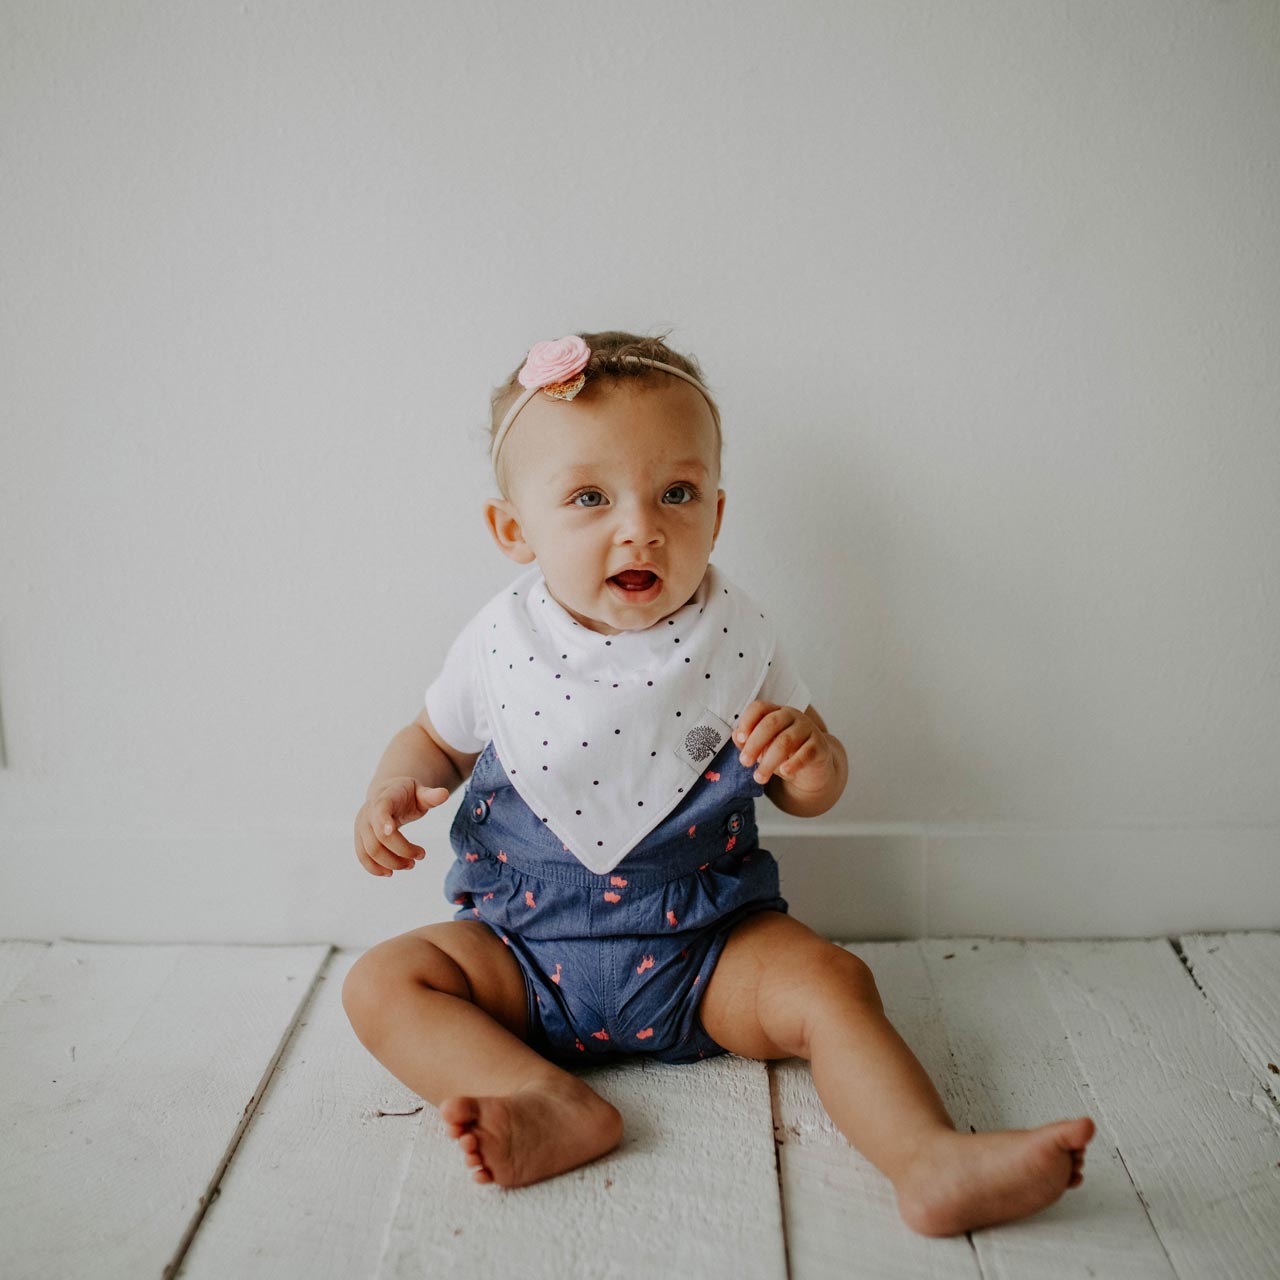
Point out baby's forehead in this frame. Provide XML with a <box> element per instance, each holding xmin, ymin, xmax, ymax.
<box><xmin>546</xmin><ymin>446</ymin><xmax>714</xmax><ymax>481</ymax></box>
<box><xmin>502</xmin><ymin>380</ymin><xmax>720</xmax><ymax>484</ymax></box>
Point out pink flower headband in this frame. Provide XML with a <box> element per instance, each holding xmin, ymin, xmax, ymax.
<box><xmin>490</xmin><ymin>335</ymin><xmax>718</xmax><ymax>466</ymax></box>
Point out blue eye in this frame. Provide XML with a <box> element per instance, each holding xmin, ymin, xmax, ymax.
<box><xmin>572</xmin><ymin>490</ymin><xmax>606</xmax><ymax>508</ymax></box>
<box><xmin>664</xmin><ymin>485</ymin><xmax>697</xmax><ymax>504</ymax></box>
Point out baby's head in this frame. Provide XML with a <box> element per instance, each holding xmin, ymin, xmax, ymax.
<box><xmin>484</xmin><ymin>331</ymin><xmax>726</xmax><ymax>637</ymax></box>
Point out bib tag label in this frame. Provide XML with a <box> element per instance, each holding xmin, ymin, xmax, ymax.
<box><xmin>672</xmin><ymin>708</ymin><xmax>732</xmax><ymax>774</ymax></box>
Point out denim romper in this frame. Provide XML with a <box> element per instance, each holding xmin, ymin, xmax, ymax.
<box><xmin>443</xmin><ymin>736</ymin><xmax>790</xmax><ymax>1067</ymax></box>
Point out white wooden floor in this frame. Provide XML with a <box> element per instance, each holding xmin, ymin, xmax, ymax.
<box><xmin>2</xmin><ymin>935</ymin><xmax>1278</xmax><ymax>1279</ymax></box>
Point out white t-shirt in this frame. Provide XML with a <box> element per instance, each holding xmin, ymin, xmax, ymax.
<box><xmin>425</xmin><ymin>564</ymin><xmax>811</xmax><ymax>874</ymax></box>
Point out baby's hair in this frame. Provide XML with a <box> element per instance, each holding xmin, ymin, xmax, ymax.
<box><xmin>489</xmin><ymin>330</ymin><xmax>722</xmax><ymax>497</ymax></box>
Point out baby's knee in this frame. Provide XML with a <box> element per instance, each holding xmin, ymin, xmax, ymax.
<box><xmin>342</xmin><ymin>939</ymin><xmax>418</xmax><ymax>1039</ymax></box>
<box><xmin>819</xmin><ymin>945</ymin><xmax>882</xmax><ymax>1011</ymax></box>
<box><xmin>341</xmin><ymin>947</ymin><xmax>390</xmax><ymax>1041</ymax></box>
<box><xmin>342</xmin><ymin>935</ymin><xmax>470</xmax><ymax>1040</ymax></box>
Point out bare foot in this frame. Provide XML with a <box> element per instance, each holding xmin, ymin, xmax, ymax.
<box><xmin>895</xmin><ymin>1117</ymin><xmax>1096</xmax><ymax>1237</ymax></box>
<box><xmin>439</xmin><ymin>1075</ymin><xmax>624</xmax><ymax>1188</ymax></box>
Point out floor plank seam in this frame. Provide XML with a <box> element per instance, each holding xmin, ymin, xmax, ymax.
<box><xmin>766</xmin><ymin>1064</ymin><xmax>794</xmax><ymax>1280</ymax></box>
<box><xmin>1021</xmin><ymin>944</ymin><xmax>1175</xmax><ymax>1261</ymax></box>
<box><xmin>963</xmin><ymin>1229</ymin><xmax>984</xmax><ymax>1277</ymax></box>
<box><xmin>963</xmin><ymin>1111</ymin><xmax>996</xmax><ymax>1274</ymax></box>
<box><xmin>164</xmin><ymin>944</ymin><xmax>336</xmax><ymax>1280</ymax></box>
<box><xmin>1114</xmin><ymin>1145</ymin><xmax>1181</xmax><ymax>1279</ymax></box>
<box><xmin>1167</xmin><ymin>937</ymin><xmax>1208</xmax><ymax>998</ymax></box>
<box><xmin>1170</xmin><ymin>936</ymin><xmax>1280</xmax><ymax>1124</ymax></box>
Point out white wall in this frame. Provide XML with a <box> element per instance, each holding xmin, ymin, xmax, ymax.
<box><xmin>3</xmin><ymin>1</ymin><xmax>1278</xmax><ymax>944</ymax></box>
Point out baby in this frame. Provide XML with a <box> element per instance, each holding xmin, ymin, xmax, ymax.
<box><xmin>343</xmin><ymin>330</ymin><xmax>1095</xmax><ymax>1236</ymax></box>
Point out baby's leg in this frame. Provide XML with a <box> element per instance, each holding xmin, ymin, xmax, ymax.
<box><xmin>342</xmin><ymin>921</ymin><xmax>622</xmax><ymax>1187</ymax></box>
<box><xmin>697</xmin><ymin>912</ymin><xmax>1095</xmax><ymax>1236</ymax></box>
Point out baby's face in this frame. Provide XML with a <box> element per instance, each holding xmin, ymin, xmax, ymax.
<box><xmin>486</xmin><ymin>378</ymin><xmax>725</xmax><ymax>635</ymax></box>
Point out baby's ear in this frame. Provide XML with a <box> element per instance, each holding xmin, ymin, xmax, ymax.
<box><xmin>484</xmin><ymin>498</ymin><xmax>536</xmax><ymax>564</ymax></box>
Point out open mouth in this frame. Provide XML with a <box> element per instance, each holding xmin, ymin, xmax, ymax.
<box><xmin>609</xmin><ymin>569</ymin><xmax>660</xmax><ymax>593</ymax></box>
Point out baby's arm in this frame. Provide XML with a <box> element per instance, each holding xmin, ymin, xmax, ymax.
<box><xmin>353</xmin><ymin>709</ymin><xmax>480</xmax><ymax>877</ymax></box>
<box><xmin>733</xmin><ymin>702</ymin><xmax>848</xmax><ymax>818</ymax></box>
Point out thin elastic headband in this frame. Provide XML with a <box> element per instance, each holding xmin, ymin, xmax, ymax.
<box><xmin>490</xmin><ymin>337</ymin><xmax>718</xmax><ymax>467</ymax></box>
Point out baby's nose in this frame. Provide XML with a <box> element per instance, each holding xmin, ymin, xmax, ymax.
<box><xmin>614</xmin><ymin>502</ymin><xmax>664</xmax><ymax>545</ymax></box>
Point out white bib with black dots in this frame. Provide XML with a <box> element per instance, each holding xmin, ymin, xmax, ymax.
<box><xmin>473</xmin><ymin>563</ymin><xmax>777</xmax><ymax>876</ymax></box>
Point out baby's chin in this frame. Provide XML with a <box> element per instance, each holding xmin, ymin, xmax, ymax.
<box><xmin>602</xmin><ymin>584</ymin><xmax>705</xmax><ymax>634</ymax></box>
<box><xmin>558</xmin><ymin>588</ymin><xmax>669</xmax><ymax>636</ymax></box>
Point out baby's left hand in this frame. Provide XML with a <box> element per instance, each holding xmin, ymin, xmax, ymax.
<box><xmin>733</xmin><ymin>701</ymin><xmax>835</xmax><ymax>792</ymax></box>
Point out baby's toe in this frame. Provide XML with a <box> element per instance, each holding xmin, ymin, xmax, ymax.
<box><xmin>1062</xmin><ymin>1116</ymin><xmax>1095</xmax><ymax>1150</ymax></box>
<box><xmin>440</xmin><ymin>1095</ymin><xmax>481</xmax><ymax>1131</ymax></box>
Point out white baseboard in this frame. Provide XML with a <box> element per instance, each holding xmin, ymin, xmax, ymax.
<box><xmin>768</xmin><ymin>824</ymin><xmax>1280</xmax><ymax>940</ymax></box>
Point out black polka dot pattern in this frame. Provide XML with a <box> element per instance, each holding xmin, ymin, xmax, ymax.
<box><xmin>455</xmin><ymin>568</ymin><xmax>792</xmax><ymax>873</ymax></box>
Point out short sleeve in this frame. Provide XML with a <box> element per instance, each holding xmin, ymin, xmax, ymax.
<box><xmin>756</xmin><ymin>635</ymin><xmax>811</xmax><ymax>714</ymax></box>
<box><xmin>423</xmin><ymin>616</ymin><xmax>490</xmax><ymax>754</ymax></box>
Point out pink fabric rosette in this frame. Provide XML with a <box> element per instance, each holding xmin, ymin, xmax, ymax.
<box><xmin>517</xmin><ymin>335</ymin><xmax>591</xmax><ymax>399</ymax></box>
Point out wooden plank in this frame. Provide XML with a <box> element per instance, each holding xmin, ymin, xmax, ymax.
<box><xmin>1178</xmin><ymin>932</ymin><xmax>1280</xmax><ymax>1103</ymax></box>
<box><xmin>0</xmin><ymin>940</ymin><xmax>48</xmax><ymax>1004</ymax></box>
<box><xmin>377</xmin><ymin>1054</ymin><xmax>788</xmax><ymax>1279</ymax></box>
<box><xmin>180</xmin><ymin>951</ymin><xmax>430</xmax><ymax>1279</ymax></box>
<box><xmin>0</xmin><ymin>941</ymin><xmax>328</xmax><ymax>1280</ymax></box>
<box><xmin>776</xmin><ymin>941</ymin><xmax>981</xmax><ymax>1279</ymax></box>
<box><xmin>918</xmin><ymin>940</ymin><xmax>1175</xmax><ymax>1280</ymax></box>
<box><xmin>1033</xmin><ymin>939</ymin><xmax>1280</xmax><ymax>1279</ymax></box>
<box><xmin>191</xmin><ymin>950</ymin><xmax>787</xmax><ymax>1279</ymax></box>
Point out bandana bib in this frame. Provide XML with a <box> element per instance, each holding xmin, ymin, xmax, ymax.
<box><xmin>472</xmin><ymin>564</ymin><xmax>778</xmax><ymax>875</ymax></box>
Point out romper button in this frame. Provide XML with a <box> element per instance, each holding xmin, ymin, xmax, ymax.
<box><xmin>726</xmin><ymin>811</ymin><xmax>745</xmax><ymax>836</ymax></box>
<box><xmin>472</xmin><ymin>798</ymin><xmax>490</xmax><ymax>824</ymax></box>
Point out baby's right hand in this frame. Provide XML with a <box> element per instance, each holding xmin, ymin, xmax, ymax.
<box><xmin>354</xmin><ymin>779</ymin><xmax>451</xmax><ymax>877</ymax></box>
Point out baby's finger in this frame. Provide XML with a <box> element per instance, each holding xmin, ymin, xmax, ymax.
<box><xmin>732</xmin><ymin>701</ymin><xmax>778</xmax><ymax>751</ymax></box>
<box><xmin>773</xmin><ymin>733</ymin><xmax>822</xmax><ymax>779</ymax></box>
<box><xmin>371</xmin><ymin>810</ymin><xmax>422</xmax><ymax>863</ymax></box>
<box><xmin>360</xmin><ymin>829</ymin><xmax>403</xmax><ymax>873</ymax></box>
<box><xmin>737</xmin><ymin>706</ymin><xmax>796</xmax><ymax>769</ymax></box>
<box><xmin>355</xmin><ymin>837</ymin><xmax>392</xmax><ymax>877</ymax></box>
<box><xmin>381</xmin><ymin>822</ymin><xmax>426</xmax><ymax>864</ymax></box>
<box><xmin>416</xmin><ymin>784</ymin><xmax>451</xmax><ymax>812</ymax></box>
<box><xmin>375</xmin><ymin>800</ymin><xmax>405</xmax><ymax>838</ymax></box>
<box><xmin>756</xmin><ymin>731</ymin><xmax>817</xmax><ymax>784</ymax></box>
<box><xmin>357</xmin><ymin>850</ymin><xmax>392</xmax><ymax>877</ymax></box>
<box><xmin>362</xmin><ymin>825</ymin><xmax>415</xmax><ymax>873</ymax></box>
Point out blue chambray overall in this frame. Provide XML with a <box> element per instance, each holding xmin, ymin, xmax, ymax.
<box><xmin>443</xmin><ymin>735</ymin><xmax>789</xmax><ymax>1067</ymax></box>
